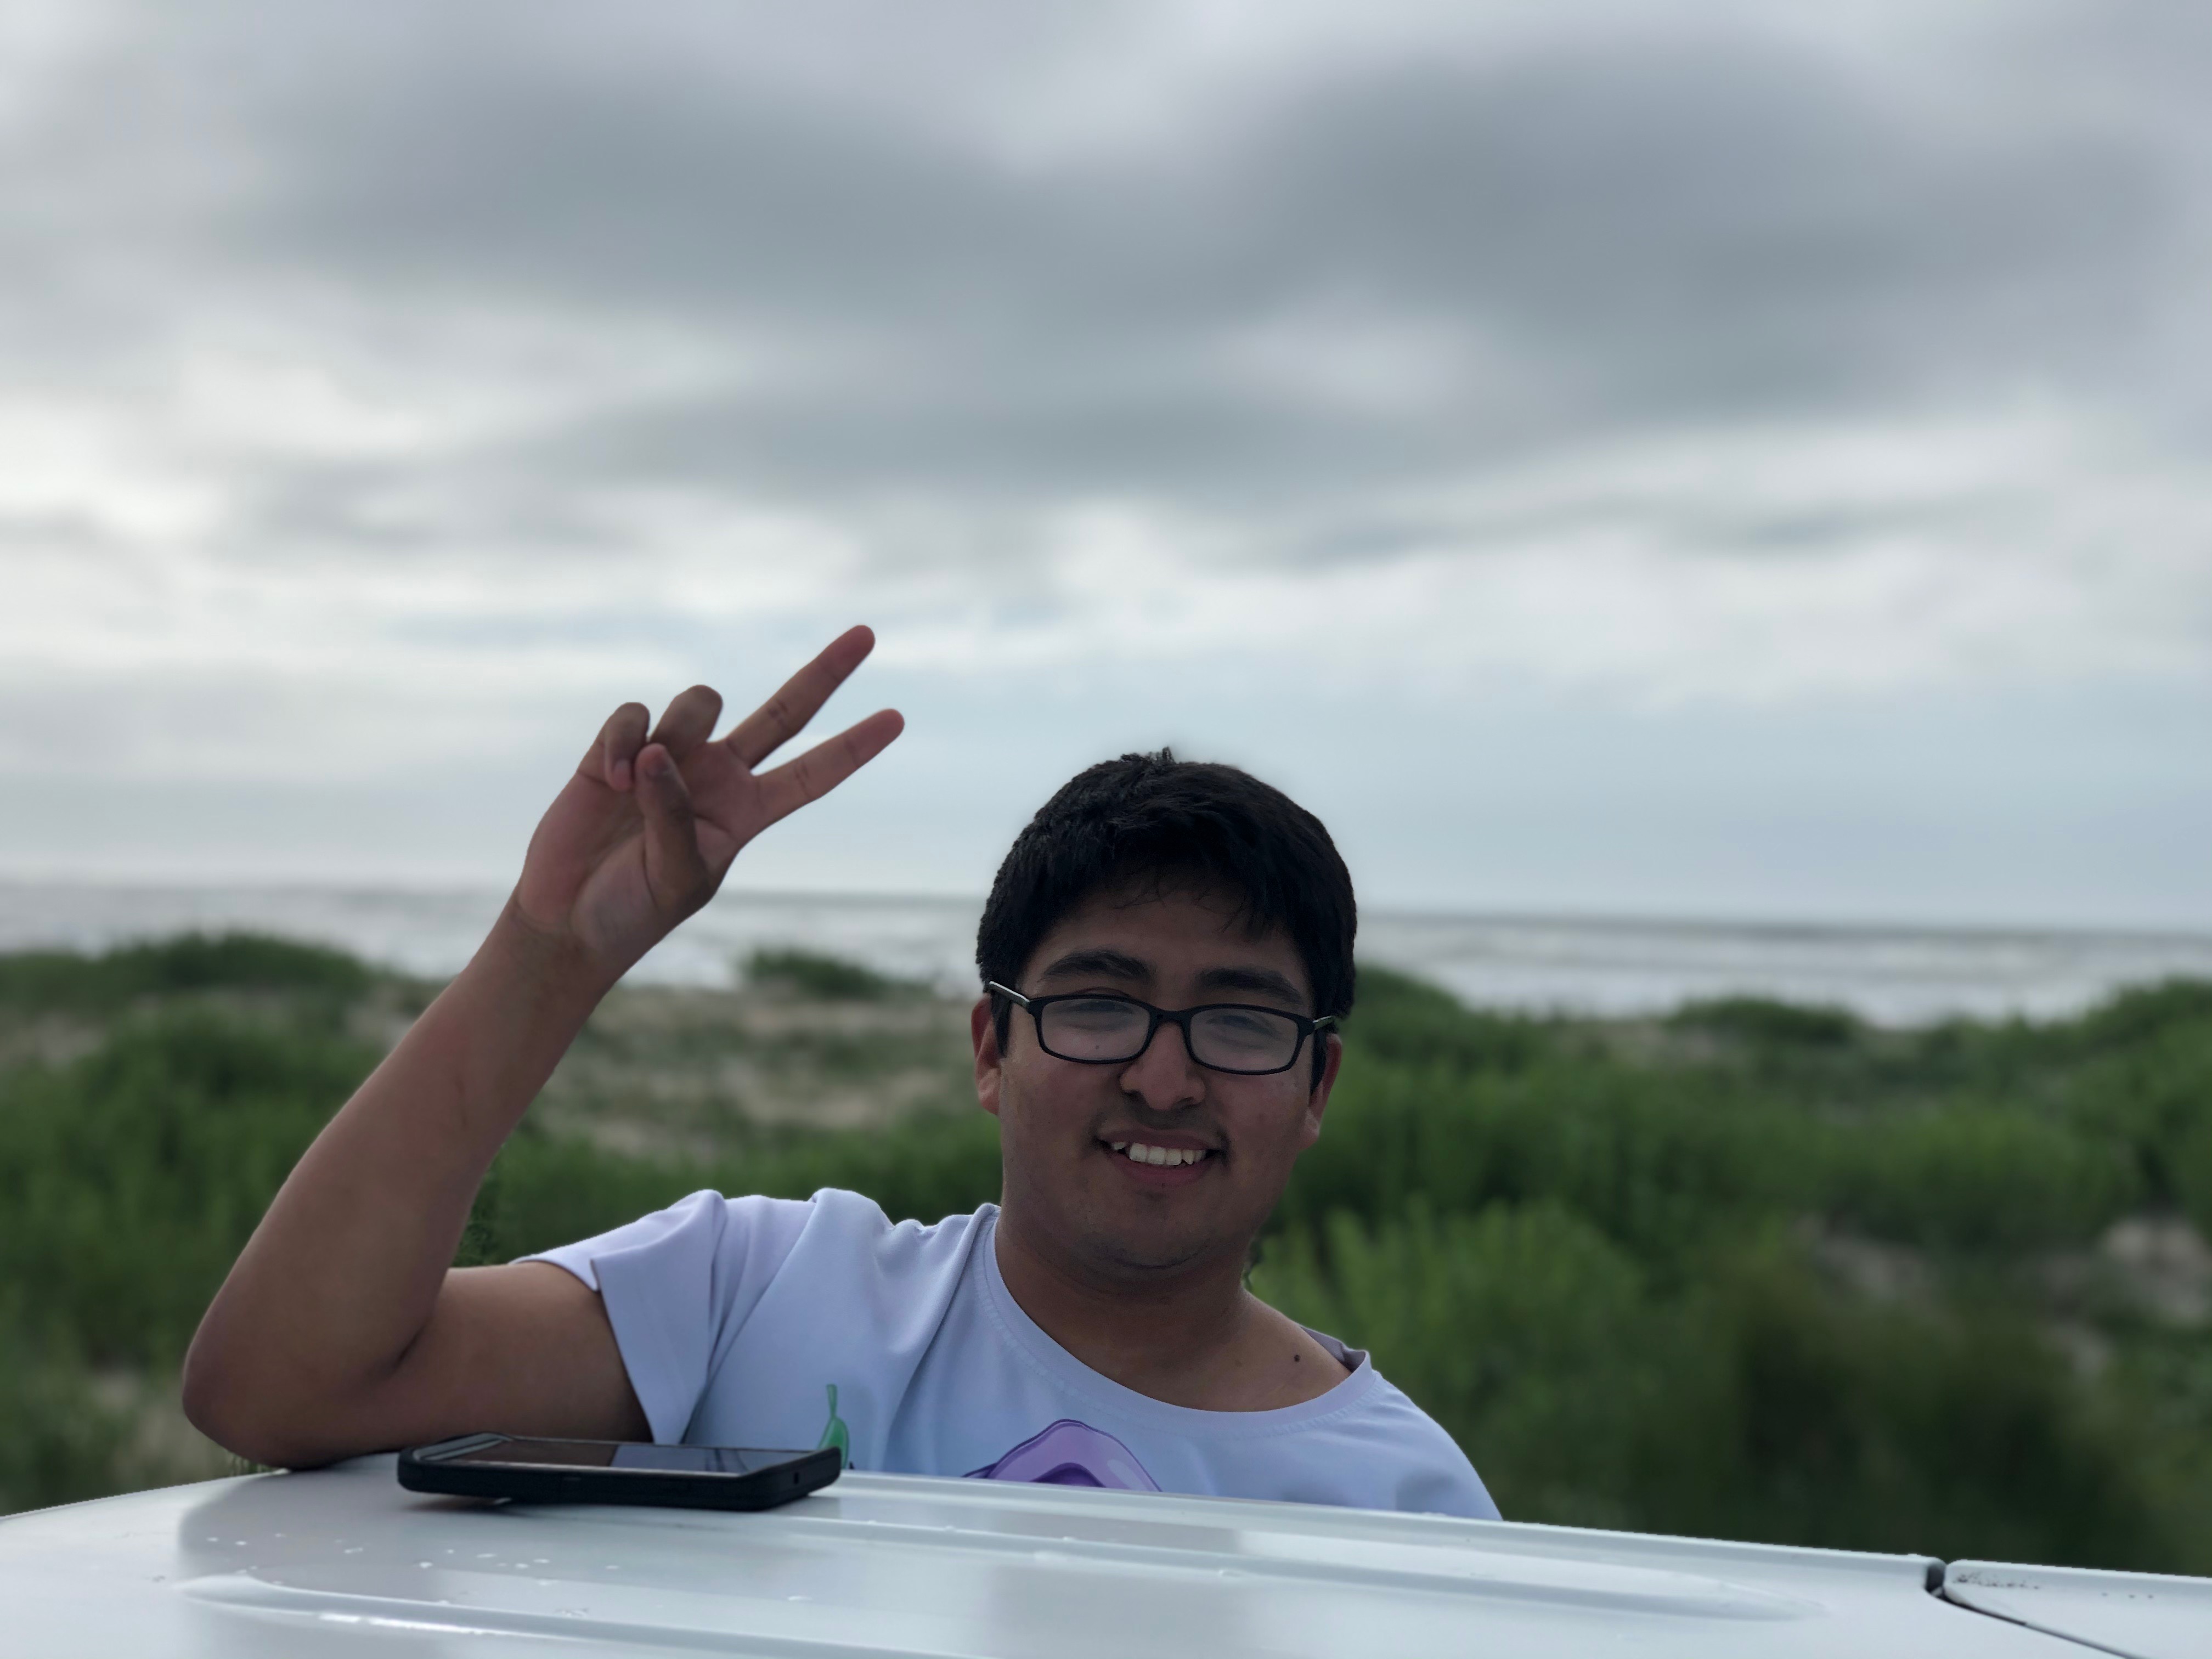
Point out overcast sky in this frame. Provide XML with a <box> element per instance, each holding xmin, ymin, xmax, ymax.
<box><xmin>3</xmin><ymin>0</ymin><xmax>2208</xmax><ymax>927</ymax></box>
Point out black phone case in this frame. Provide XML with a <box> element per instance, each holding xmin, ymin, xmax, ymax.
<box><xmin>398</xmin><ymin>1435</ymin><xmax>843</xmax><ymax>1511</ymax></box>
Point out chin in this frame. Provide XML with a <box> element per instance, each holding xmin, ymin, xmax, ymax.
<box><xmin>1080</xmin><ymin>1217</ymin><xmax>1231</xmax><ymax>1278</ymax></box>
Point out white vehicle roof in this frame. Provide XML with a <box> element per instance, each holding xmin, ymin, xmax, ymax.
<box><xmin>1</xmin><ymin>1453</ymin><xmax>2198</xmax><ymax>1657</ymax></box>
<box><xmin>1942</xmin><ymin>1559</ymin><xmax>2211</xmax><ymax>1659</ymax></box>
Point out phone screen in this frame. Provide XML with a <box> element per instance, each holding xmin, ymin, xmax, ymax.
<box><xmin>443</xmin><ymin>1438</ymin><xmax>809</xmax><ymax>1476</ymax></box>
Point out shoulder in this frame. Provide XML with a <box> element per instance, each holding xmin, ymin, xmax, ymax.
<box><xmin>1272</xmin><ymin>1321</ymin><xmax>1499</xmax><ymax>1520</ymax></box>
<box><xmin>521</xmin><ymin>1189</ymin><xmax>810</xmax><ymax>1289</ymax></box>
<box><xmin>1239</xmin><ymin>1297</ymin><xmax>1358</xmax><ymax>1409</ymax></box>
<box><xmin>788</xmin><ymin>1189</ymin><xmax>995</xmax><ymax>1282</ymax></box>
<box><xmin>526</xmin><ymin>1189</ymin><xmax>994</xmax><ymax>1291</ymax></box>
<box><xmin>703</xmin><ymin>1193</ymin><xmax>998</xmax><ymax>1370</ymax></box>
<box><xmin>1331</xmin><ymin>1371</ymin><xmax>1500</xmax><ymax>1520</ymax></box>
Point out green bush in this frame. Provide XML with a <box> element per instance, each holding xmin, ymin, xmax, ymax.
<box><xmin>2072</xmin><ymin>979</ymin><xmax>2212</xmax><ymax>1056</ymax></box>
<box><xmin>1279</xmin><ymin>1053</ymin><xmax>1815</xmax><ymax>1267</ymax></box>
<box><xmin>745</xmin><ymin>947</ymin><xmax>917</xmax><ymax>1002</ymax></box>
<box><xmin>1824</xmin><ymin>1109</ymin><xmax>2140</xmax><ymax>1251</ymax></box>
<box><xmin>2060</xmin><ymin>1019</ymin><xmax>2212</xmax><ymax>1226</ymax></box>
<box><xmin>0</xmin><ymin>1315</ymin><xmax>134</xmax><ymax>1515</ymax></box>
<box><xmin>1671</xmin><ymin>996</ymin><xmax>1862</xmax><ymax>1049</ymax></box>
<box><xmin>1261</xmin><ymin>1209</ymin><xmax>2185</xmax><ymax>1567</ymax></box>
<box><xmin>0</xmin><ymin>1011</ymin><xmax>375</xmax><ymax>1365</ymax></box>
<box><xmin>0</xmin><ymin>932</ymin><xmax>371</xmax><ymax>1013</ymax></box>
<box><xmin>1345</xmin><ymin>966</ymin><xmax>1550</xmax><ymax>1073</ymax></box>
<box><xmin>1630</xmin><ymin>1244</ymin><xmax>2176</xmax><ymax>1569</ymax></box>
<box><xmin>6</xmin><ymin>936</ymin><xmax>2212</xmax><ymax>1571</ymax></box>
<box><xmin>482</xmin><ymin>1109</ymin><xmax>1005</xmax><ymax>1261</ymax></box>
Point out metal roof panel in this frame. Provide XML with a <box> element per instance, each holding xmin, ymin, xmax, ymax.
<box><xmin>0</xmin><ymin>1456</ymin><xmax>2143</xmax><ymax>1657</ymax></box>
<box><xmin>1944</xmin><ymin>1560</ymin><xmax>2212</xmax><ymax>1659</ymax></box>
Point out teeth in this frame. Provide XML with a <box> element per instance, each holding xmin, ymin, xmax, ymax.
<box><xmin>1114</xmin><ymin>1142</ymin><xmax>1206</xmax><ymax>1167</ymax></box>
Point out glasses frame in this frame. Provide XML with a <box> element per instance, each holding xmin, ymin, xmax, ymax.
<box><xmin>986</xmin><ymin>981</ymin><xmax>1339</xmax><ymax>1077</ymax></box>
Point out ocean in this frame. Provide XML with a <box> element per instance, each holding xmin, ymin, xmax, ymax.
<box><xmin>5</xmin><ymin>879</ymin><xmax>2210</xmax><ymax>1025</ymax></box>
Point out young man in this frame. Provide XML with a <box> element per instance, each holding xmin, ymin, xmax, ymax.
<box><xmin>184</xmin><ymin>628</ymin><xmax>1497</xmax><ymax>1518</ymax></box>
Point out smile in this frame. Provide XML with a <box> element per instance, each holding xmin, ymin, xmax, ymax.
<box><xmin>1105</xmin><ymin>1141</ymin><xmax>1214</xmax><ymax>1168</ymax></box>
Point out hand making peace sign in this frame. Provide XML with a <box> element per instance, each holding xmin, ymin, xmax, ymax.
<box><xmin>511</xmin><ymin>627</ymin><xmax>904</xmax><ymax>975</ymax></box>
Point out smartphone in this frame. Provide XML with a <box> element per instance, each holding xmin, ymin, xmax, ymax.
<box><xmin>398</xmin><ymin>1434</ymin><xmax>842</xmax><ymax>1511</ymax></box>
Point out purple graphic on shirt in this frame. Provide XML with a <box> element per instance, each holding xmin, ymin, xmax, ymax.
<box><xmin>965</xmin><ymin>1419</ymin><xmax>1161</xmax><ymax>1491</ymax></box>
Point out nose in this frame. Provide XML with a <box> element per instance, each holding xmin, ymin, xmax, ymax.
<box><xmin>1117</xmin><ymin>1017</ymin><xmax>1206</xmax><ymax>1113</ymax></box>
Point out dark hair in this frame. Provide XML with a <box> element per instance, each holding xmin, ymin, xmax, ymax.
<box><xmin>977</xmin><ymin>750</ymin><xmax>1356</xmax><ymax>1080</ymax></box>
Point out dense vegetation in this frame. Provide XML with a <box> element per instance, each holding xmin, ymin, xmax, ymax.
<box><xmin>4</xmin><ymin>935</ymin><xmax>2210</xmax><ymax>1573</ymax></box>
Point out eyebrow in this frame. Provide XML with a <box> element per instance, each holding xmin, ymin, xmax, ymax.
<box><xmin>1035</xmin><ymin>948</ymin><xmax>1152</xmax><ymax>984</ymax></box>
<box><xmin>1195</xmin><ymin>964</ymin><xmax>1307</xmax><ymax>1007</ymax></box>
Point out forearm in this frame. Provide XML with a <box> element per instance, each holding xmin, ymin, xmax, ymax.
<box><xmin>182</xmin><ymin>636</ymin><xmax>899</xmax><ymax>1463</ymax></box>
<box><xmin>183</xmin><ymin>901</ymin><xmax>612</xmax><ymax>1454</ymax></box>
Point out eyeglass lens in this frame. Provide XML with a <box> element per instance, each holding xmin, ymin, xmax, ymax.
<box><xmin>1039</xmin><ymin>996</ymin><xmax>1303</xmax><ymax>1072</ymax></box>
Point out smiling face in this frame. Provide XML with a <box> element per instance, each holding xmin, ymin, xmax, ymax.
<box><xmin>973</xmin><ymin>880</ymin><xmax>1341</xmax><ymax>1284</ymax></box>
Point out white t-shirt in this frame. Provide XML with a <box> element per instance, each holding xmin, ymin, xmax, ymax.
<box><xmin>526</xmin><ymin>1188</ymin><xmax>1498</xmax><ymax>1519</ymax></box>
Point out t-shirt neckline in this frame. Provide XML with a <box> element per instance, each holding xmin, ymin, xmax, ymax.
<box><xmin>973</xmin><ymin>1205</ymin><xmax>1380</xmax><ymax>1439</ymax></box>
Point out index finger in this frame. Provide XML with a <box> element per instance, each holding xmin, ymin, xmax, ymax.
<box><xmin>721</xmin><ymin>625</ymin><xmax>878</xmax><ymax>769</ymax></box>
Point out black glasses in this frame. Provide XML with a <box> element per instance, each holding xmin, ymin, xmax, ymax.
<box><xmin>987</xmin><ymin>981</ymin><xmax>1338</xmax><ymax>1076</ymax></box>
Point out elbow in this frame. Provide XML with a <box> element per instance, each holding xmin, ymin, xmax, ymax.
<box><xmin>182</xmin><ymin>1323</ymin><xmax>393</xmax><ymax>1471</ymax></box>
<box><xmin>181</xmin><ymin>1330</ymin><xmax>314</xmax><ymax>1470</ymax></box>
<box><xmin>179</xmin><ymin>1333</ymin><xmax>259</xmax><ymax>1463</ymax></box>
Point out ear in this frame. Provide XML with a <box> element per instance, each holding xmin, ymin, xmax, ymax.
<box><xmin>972</xmin><ymin>995</ymin><xmax>1005</xmax><ymax>1119</ymax></box>
<box><xmin>1299</xmin><ymin>1031</ymin><xmax>1342</xmax><ymax>1148</ymax></box>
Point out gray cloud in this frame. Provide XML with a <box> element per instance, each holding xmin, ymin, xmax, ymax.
<box><xmin>131</xmin><ymin>7</ymin><xmax>2182</xmax><ymax>528</ymax></box>
<box><xmin>3</xmin><ymin>1</ymin><xmax>2197</xmax><ymax>530</ymax></box>
<box><xmin>3</xmin><ymin>0</ymin><xmax>2208</xmax><ymax>919</ymax></box>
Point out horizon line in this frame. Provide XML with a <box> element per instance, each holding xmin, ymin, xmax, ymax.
<box><xmin>2</xmin><ymin>872</ymin><xmax>2209</xmax><ymax>949</ymax></box>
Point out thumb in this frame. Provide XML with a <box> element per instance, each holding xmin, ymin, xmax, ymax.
<box><xmin>635</xmin><ymin>743</ymin><xmax>713</xmax><ymax>913</ymax></box>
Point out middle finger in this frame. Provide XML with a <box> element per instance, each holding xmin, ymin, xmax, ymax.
<box><xmin>648</xmin><ymin>684</ymin><xmax>725</xmax><ymax>758</ymax></box>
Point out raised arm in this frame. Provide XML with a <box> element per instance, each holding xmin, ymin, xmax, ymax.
<box><xmin>182</xmin><ymin>628</ymin><xmax>902</xmax><ymax>1467</ymax></box>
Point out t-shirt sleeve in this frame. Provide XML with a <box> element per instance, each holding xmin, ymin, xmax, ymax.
<box><xmin>1365</xmin><ymin>1380</ymin><xmax>1502</xmax><ymax>1520</ymax></box>
<box><xmin>520</xmin><ymin>1190</ymin><xmax>812</xmax><ymax>1443</ymax></box>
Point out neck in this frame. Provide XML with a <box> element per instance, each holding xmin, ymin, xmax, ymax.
<box><xmin>990</xmin><ymin>1203</ymin><xmax>1257</xmax><ymax>1406</ymax></box>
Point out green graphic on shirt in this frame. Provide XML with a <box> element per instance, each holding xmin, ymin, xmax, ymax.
<box><xmin>815</xmin><ymin>1383</ymin><xmax>851</xmax><ymax>1468</ymax></box>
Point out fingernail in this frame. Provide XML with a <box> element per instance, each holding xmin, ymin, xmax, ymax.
<box><xmin>611</xmin><ymin>757</ymin><xmax>632</xmax><ymax>788</ymax></box>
